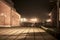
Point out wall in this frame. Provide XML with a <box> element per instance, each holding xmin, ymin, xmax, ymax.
<box><xmin>0</xmin><ymin>0</ymin><xmax>21</xmax><ymax>27</ymax></box>
<box><xmin>11</xmin><ymin>9</ymin><xmax>21</xmax><ymax>26</ymax></box>
<box><xmin>0</xmin><ymin>0</ymin><xmax>11</xmax><ymax>27</ymax></box>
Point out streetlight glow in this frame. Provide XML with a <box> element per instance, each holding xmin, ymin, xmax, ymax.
<box><xmin>30</xmin><ymin>18</ymin><xmax>38</xmax><ymax>23</ymax></box>
<box><xmin>48</xmin><ymin>13</ymin><xmax>51</xmax><ymax>16</ymax></box>
<box><xmin>46</xmin><ymin>19</ymin><xmax>51</xmax><ymax>22</ymax></box>
<box><xmin>21</xmin><ymin>18</ymin><xmax>27</xmax><ymax>22</ymax></box>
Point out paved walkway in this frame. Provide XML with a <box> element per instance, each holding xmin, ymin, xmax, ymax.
<box><xmin>0</xmin><ymin>27</ymin><xmax>57</xmax><ymax>40</ymax></box>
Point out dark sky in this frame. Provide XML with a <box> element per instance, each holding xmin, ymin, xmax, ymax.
<box><xmin>12</xmin><ymin>0</ymin><xmax>51</xmax><ymax>20</ymax></box>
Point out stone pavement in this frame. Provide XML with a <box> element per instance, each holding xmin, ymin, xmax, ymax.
<box><xmin>0</xmin><ymin>27</ymin><xmax>57</xmax><ymax>40</ymax></box>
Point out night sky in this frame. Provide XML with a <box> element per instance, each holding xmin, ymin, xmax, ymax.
<box><xmin>12</xmin><ymin>0</ymin><xmax>51</xmax><ymax>20</ymax></box>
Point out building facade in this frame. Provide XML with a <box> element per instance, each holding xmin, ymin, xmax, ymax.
<box><xmin>0</xmin><ymin>0</ymin><xmax>21</xmax><ymax>27</ymax></box>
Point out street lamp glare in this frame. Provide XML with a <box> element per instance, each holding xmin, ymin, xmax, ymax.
<box><xmin>46</xmin><ymin>19</ymin><xmax>51</xmax><ymax>22</ymax></box>
<box><xmin>21</xmin><ymin>18</ymin><xmax>27</xmax><ymax>22</ymax></box>
<box><xmin>30</xmin><ymin>18</ymin><xmax>38</xmax><ymax>23</ymax></box>
<box><xmin>48</xmin><ymin>13</ymin><xmax>51</xmax><ymax>16</ymax></box>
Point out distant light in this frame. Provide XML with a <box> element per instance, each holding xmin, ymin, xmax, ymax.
<box><xmin>48</xmin><ymin>13</ymin><xmax>51</xmax><ymax>16</ymax></box>
<box><xmin>46</xmin><ymin>19</ymin><xmax>51</xmax><ymax>22</ymax></box>
<box><xmin>30</xmin><ymin>18</ymin><xmax>38</xmax><ymax>23</ymax></box>
<box><xmin>21</xmin><ymin>18</ymin><xmax>27</xmax><ymax>22</ymax></box>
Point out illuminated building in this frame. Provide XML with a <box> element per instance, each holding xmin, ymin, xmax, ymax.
<box><xmin>0</xmin><ymin>0</ymin><xmax>21</xmax><ymax>27</ymax></box>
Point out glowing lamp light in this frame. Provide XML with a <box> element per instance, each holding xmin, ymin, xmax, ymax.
<box><xmin>21</xmin><ymin>18</ymin><xmax>27</xmax><ymax>22</ymax></box>
<box><xmin>46</xmin><ymin>19</ymin><xmax>51</xmax><ymax>22</ymax></box>
<box><xmin>30</xmin><ymin>18</ymin><xmax>38</xmax><ymax>23</ymax></box>
<box><xmin>48</xmin><ymin>13</ymin><xmax>51</xmax><ymax>16</ymax></box>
